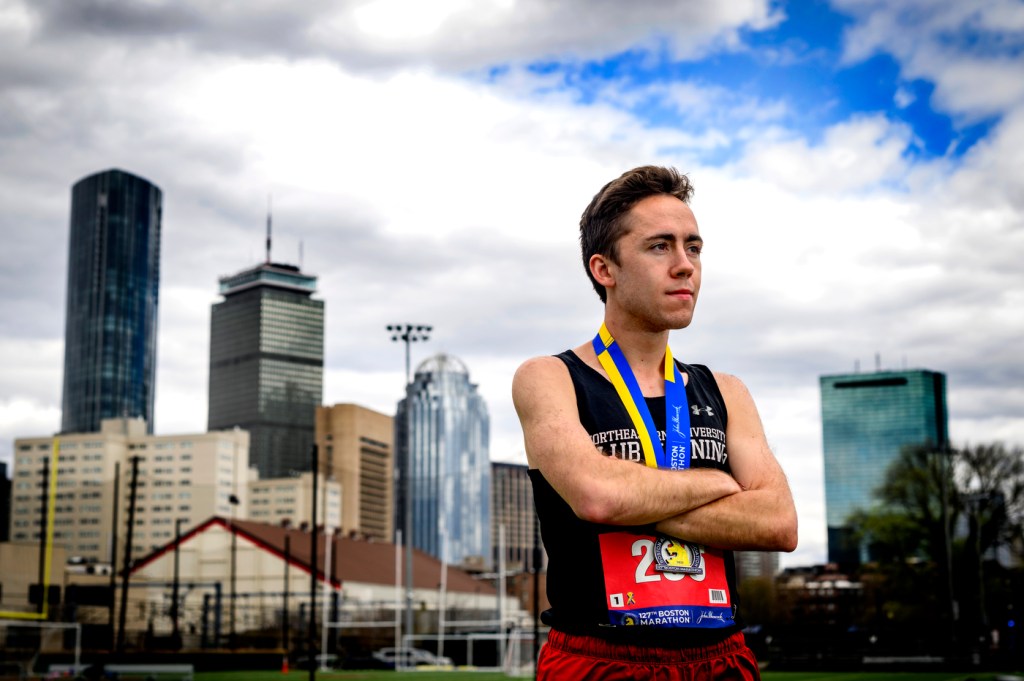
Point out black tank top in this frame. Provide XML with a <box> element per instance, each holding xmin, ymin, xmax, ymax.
<box><xmin>529</xmin><ymin>350</ymin><xmax>742</xmax><ymax>645</ymax></box>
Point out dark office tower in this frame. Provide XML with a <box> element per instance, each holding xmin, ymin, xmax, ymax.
<box><xmin>820</xmin><ymin>369</ymin><xmax>948</xmax><ymax>567</ymax></box>
<box><xmin>490</xmin><ymin>461</ymin><xmax>545</xmax><ymax>572</ymax></box>
<box><xmin>61</xmin><ymin>169</ymin><xmax>162</xmax><ymax>434</ymax></box>
<box><xmin>208</xmin><ymin>261</ymin><xmax>323</xmax><ymax>479</ymax></box>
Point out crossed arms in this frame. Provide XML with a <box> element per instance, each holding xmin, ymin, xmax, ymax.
<box><xmin>512</xmin><ymin>355</ymin><xmax>798</xmax><ymax>552</ymax></box>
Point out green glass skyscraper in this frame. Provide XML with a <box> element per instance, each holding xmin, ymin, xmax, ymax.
<box><xmin>207</xmin><ymin>259</ymin><xmax>323</xmax><ymax>479</ymax></box>
<box><xmin>61</xmin><ymin>169</ymin><xmax>162</xmax><ymax>434</ymax></box>
<box><xmin>820</xmin><ymin>369</ymin><xmax>948</xmax><ymax>566</ymax></box>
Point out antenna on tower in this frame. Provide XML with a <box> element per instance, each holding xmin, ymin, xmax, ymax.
<box><xmin>299</xmin><ymin>240</ymin><xmax>304</xmax><ymax>269</ymax></box>
<box><xmin>265</xmin><ymin>194</ymin><xmax>273</xmax><ymax>264</ymax></box>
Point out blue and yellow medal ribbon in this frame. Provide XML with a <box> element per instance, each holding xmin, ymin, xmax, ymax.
<box><xmin>592</xmin><ymin>324</ymin><xmax>691</xmax><ymax>470</ymax></box>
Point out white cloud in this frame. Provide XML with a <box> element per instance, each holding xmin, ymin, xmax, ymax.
<box><xmin>11</xmin><ymin>0</ymin><xmax>779</xmax><ymax>76</ymax></box>
<box><xmin>894</xmin><ymin>85</ymin><xmax>915</xmax><ymax>109</ymax></box>
<box><xmin>730</xmin><ymin>114</ymin><xmax>914</xmax><ymax>194</ymax></box>
<box><xmin>835</xmin><ymin>0</ymin><xmax>1024</xmax><ymax>119</ymax></box>
<box><xmin>311</xmin><ymin>0</ymin><xmax>783</xmax><ymax>67</ymax></box>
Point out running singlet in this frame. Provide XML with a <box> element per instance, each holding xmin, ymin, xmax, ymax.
<box><xmin>529</xmin><ymin>350</ymin><xmax>742</xmax><ymax>645</ymax></box>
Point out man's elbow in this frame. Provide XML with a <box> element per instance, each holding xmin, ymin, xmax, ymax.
<box><xmin>572</xmin><ymin>495</ymin><xmax>619</xmax><ymax>525</ymax></box>
<box><xmin>772</xmin><ymin>511</ymin><xmax>798</xmax><ymax>553</ymax></box>
<box><xmin>570</xmin><ymin>484</ymin><xmax>628</xmax><ymax>525</ymax></box>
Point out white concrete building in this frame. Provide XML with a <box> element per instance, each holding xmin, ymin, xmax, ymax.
<box><xmin>248</xmin><ymin>472</ymin><xmax>341</xmax><ymax>531</ymax></box>
<box><xmin>9</xmin><ymin>418</ymin><xmax>250</xmax><ymax>561</ymax></box>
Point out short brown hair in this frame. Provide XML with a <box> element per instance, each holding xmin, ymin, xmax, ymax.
<box><xmin>579</xmin><ymin>165</ymin><xmax>694</xmax><ymax>302</ymax></box>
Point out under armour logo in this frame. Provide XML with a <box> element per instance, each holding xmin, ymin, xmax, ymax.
<box><xmin>691</xmin><ymin>405</ymin><xmax>715</xmax><ymax>416</ymax></box>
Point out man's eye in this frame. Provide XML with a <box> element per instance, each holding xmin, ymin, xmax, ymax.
<box><xmin>651</xmin><ymin>243</ymin><xmax>668</xmax><ymax>251</ymax></box>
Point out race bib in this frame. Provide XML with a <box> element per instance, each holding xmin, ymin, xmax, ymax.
<box><xmin>599</xmin><ymin>531</ymin><xmax>734</xmax><ymax>629</ymax></box>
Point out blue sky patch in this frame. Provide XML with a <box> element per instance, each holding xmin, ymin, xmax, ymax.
<box><xmin>484</xmin><ymin>0</ymin><xmax>997</xmax><ymax>165</ymax></box>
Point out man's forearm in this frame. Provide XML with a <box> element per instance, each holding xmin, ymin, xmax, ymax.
<box><xmin>572</xmin><ymin>462</ymin><xmax>742</xmax><ymax>526</ymax></box>
<box><xmin>653</xmin><ymin>488</ymin><xmax>798</xmax><ymax>552</ymax></box>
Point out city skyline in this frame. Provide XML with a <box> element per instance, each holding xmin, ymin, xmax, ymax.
<box><xmin>1</xmin><ymin>1</ymin><xmax>1022</xmax><ymax>571</ymax></box>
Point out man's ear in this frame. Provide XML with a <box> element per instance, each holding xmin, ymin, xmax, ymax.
<box><xmin>589</xmin><ymin>253</ymin><xmax>615</xmax><ymax>289</ymax></box>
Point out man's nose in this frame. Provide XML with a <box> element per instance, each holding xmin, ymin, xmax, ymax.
<box><xmin>672</xmin><ymin>253</ymin><xmax>695</xmax><ymax>277</ymax></box>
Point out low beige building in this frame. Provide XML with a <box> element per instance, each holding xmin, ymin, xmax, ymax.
<box><xmin>315</xmin><ymin>404</ymin><xmax>394</xmax><ymax>541</ymax></box>
<box><xmin>248</xmin><ymin>472</ymin><xmax>341</xmax><ymax>531</ymax></box>
<box><xmin>9</xmin><ymin>418</ymin><xmax>250</xmax><ymax>562</ymax></box>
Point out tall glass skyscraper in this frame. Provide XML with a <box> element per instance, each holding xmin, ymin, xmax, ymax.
<box><xmin>207</xmin><ymin>261</ymin><xmax>323</xmax><ymax>479</ymax></box>
<box><xmin>820</xmin><ymin>369</ymin><xmax>948</xmax><ymax>566</ymax></box>
<box><xmin>395</xmin><ymin>353</ymin><xmax>490</xmax><ymax>567</ymax></box>
<box><xmin>61</xmin><ymin>169</ymin><xmax>162</xmax><ymax>434</ymax></box>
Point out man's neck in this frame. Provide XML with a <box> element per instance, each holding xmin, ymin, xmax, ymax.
<box><xmin>601</xmin><ymin>315</ymin><xmax>671</xmax><ymax>393</ymax></box>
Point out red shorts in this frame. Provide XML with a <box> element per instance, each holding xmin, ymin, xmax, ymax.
<box><xmin>537</xmin><ymin>629</ymin><xmax>761</xmax><ymax>681</ymax></box>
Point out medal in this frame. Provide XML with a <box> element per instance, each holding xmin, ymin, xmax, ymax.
<box><xmin>591</xmin><ymin>323</ymin><xmax>691</xmax><ymax>470</ymax></box>
<box><xmin>653</xmin><ymin>536</ymin><xmax>704</xmax><ymax>575</ymax></box>
<box><xmin>592</xmin><ymin>324</ymin><xmax>701</xmax><ymax>575</ymax></box>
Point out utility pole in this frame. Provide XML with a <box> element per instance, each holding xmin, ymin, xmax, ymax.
<box><xmin>117</xmin><ymin>456</ymin><xmax>141</xmax><ymax>654</ymax></box>
<box><xmin>228</xmin><ymin>494</ymin><xmax>240</xmax><ymax>648</ymax></box>
<box><xmin>283</xmin><ymin>533</ymin><xmax>291</xmax><ymax>656</ymax></box>
<box><xmin>172</xmin><ymin>518</ymin><xmax>185</xmax><ymax>642</ymax></box>
<box><xmin>308</xmin><ymin>443</ymin><xmax>319</xmax><ymax>681</ymax></box>
<box><xmin>108</xmin><ymin>461</ymin><xmax>120</xmax><ymax>652</ymax></box>
<box><xmin>37</xmin><ymin>457</ymin><xmax>49</xmax><ymax>615</ymax></box>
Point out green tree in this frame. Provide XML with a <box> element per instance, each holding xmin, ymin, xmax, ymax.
<box><xmin>847</xmin><ymin>441</ymin><xmax>1024</xmax><ymax>649</ymax></box>
<box><xmin>956</xmin><ymin>442</ymin><xmax>1024</xmax><ymax>561</ymax></box>
<box><xmin>849</xmin><ymin>442</ymin><xmax>961</xmax><ymax>568</ymax></box>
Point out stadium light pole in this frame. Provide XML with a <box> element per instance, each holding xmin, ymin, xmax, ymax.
<box><xmin>386</xmin><ymin>323</ymin><xmax>432</xmax><ymax>654</ymax></box>
<box><xmin>387</xmin><ymin>324</ymin><xmax>432</xmax><ymax>385</ymax></box>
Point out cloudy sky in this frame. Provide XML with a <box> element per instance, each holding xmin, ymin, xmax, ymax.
<box><xmin>2</xmin><ymin>0</ymin><xmax>1022</xmax><ymax>568</ymax></box>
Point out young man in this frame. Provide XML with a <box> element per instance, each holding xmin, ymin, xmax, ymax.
<box><xmin>512</xmin><ymin>166</ymin><xmax>797</xmax><ymax>680</ymax></box>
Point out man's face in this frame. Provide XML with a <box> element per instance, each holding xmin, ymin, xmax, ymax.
<box><xmin>600</xmin><ymin>194</ymin><xmax>703</xmax><ymax>331</ymax></box>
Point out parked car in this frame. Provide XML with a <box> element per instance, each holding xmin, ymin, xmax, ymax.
<box><xmin>371</xmin><ymin>646</ymin><xmax>454</xmax><ymax>669</ymax></box>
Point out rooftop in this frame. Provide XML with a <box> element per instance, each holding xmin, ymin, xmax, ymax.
<box><xmin>218</xmin><ymin>261</ymin><xmax>317</xmax><ymax>297</ymax></box>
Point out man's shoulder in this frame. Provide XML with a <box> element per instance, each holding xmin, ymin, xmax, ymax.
<box><xmin>515</xmin><ymin>353</ymin><xmax>568</xmax><ymax>376</ymax></box>
<box><xmin>511</xmin><ymin>354</ymin><xmax>583</xmax><ymax>428</ymax></box>
<box><xmin>515</xmin><ymin>344</ymin><xmax>593</xmax><ymax>376</ymax></box>
<box><xmin>512</xmin><ymin>354</ymin><xmax>571</xmax><ymax>400</ymax></box>
<box><xmin>707</xmin><ymin>369</ymin><xmax>742</xmax><ymax>387</ymax></box>
<box><xmin>703</xmin><ymin>370</ymin><xmax>755</xmax><ymax>406</ymax></box>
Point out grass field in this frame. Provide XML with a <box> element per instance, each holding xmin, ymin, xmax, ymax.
<box><xmin>189</xmin><ymin>671</ymin><xmax>1024</xmax><ymax>681</ymax></box>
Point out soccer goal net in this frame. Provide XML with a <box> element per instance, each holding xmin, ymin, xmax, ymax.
<box><xmin>0</xmin><ymin>619</ymin><xmax>82</xmax><ymax>677</ymax></box>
